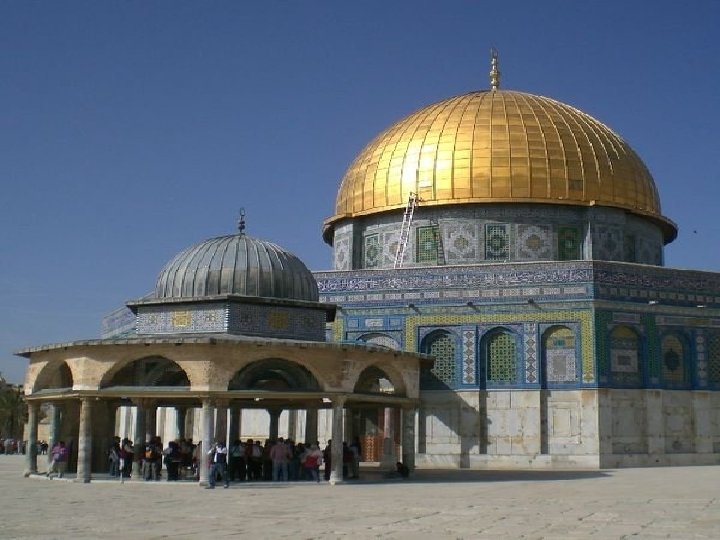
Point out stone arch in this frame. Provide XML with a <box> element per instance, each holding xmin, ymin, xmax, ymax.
<box><xmin>33</xmin><ymin>361</ymin><xmax>74</xmax><ymax>392</ymax></box>
<box><xmin>420</xmin><ymin>329</ymin><xmax>458</xmax><ymax>389</ymax></box>
<box><xmin>482</xmin><ymin>326</ymin><xmax>520</xmax><ymax>386</ymax></box>
<box><xmin>353</xmin><ymin>365</ymin><xmax>397</xmax><ymax>395</ymax></box>
<box><xmin>541</xmin><ymin>325</ymin><xmax>578</xmax><ymax>385</ymax></box>
<box><xmin>660</xmin><ymin>332</ymin><xmax>690</xmax><ymax>386</ymax></box>
<box><xmin>357</xmin><ymin>333</ymin><xmax>400</xmax><ymax>350</ymax></box>
<box><xmin>608</xmin><ymin>325</ymin><xmax>643</xmax><ymax>386</ymax></box>
<box><xmin>100</xmin><ymin>356</ymin><xmax>190</xmax><ymax>388</ymax></box>
<box><xmin>228</xmin><ymin>358</ymin><xmax>320</xmax><ymax>391</ymax></box>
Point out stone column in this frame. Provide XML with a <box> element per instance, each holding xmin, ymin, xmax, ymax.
<box><xmin>145</xmin><ymin>401</ymin><xmax>157</xmax><ymax>441</ymax></box>
<box><xmin>228</xmin><ymin>405</ymin><xmax>241</xmax><ymax>443</ymax></box>
<box><xmin>199</xmin><ymin>399</ymin><xmax>215</xmax><ymax>486</ymax></box>
<box><xmin>304</xmin><ymin>406</ymin><xmax>318</xmax><ymax>445</ymax></box>
<box><xmin>329</xmin><ymin>396</ymin><xmax>346</xmax><ymax>485</ymax></box>
<box><xmin>215</xmin><ymin>400</ymin><xmax>228</xmax><ymax>444</ymax></box>
<box><xmin>176</xmin><ymin>407</ymin><xmax>187</xmax><ymax>439</ymax></box>
<box><xmin>76</xmin><ymin>398</ymin><xmax>93</xmax><ymax>483</ymax></box>
<box><xmin>47</xmin><ymin>402</ymin><xmax>62</xmax><ymax>467</ymax></box>
<box><xmin>380</xmin><ymin>407</ymin><xmax>396</xmax><ymax>470</ymax></box>
<box><xmin>24</xmin><ymin>401</ymin><xmax>40</xmax><ymax>476</ymax></box>
<box><xmin>287</xmin><ymin>410</ymin><xmax>298</xmax><ymax>442</ymax></box>
<box><xmin>268</xmin><ymin>408</ymin><xmax>281</xmax><ymax>441</ymax></box>
<box><xmin>131</xmin><ymin>401</ymin><xmax>146</xmax><ymax>479</ymax></box>
<box><xmin>401</xmin><ymin>406</ymin><xmax>416</xmax><ymax>471</ymax></box>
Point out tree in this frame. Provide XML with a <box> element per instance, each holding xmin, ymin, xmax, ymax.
<box><xmin>0</xmin><ymin>377</ymin><xmax>27</xmax><ymax>440</ymax></box>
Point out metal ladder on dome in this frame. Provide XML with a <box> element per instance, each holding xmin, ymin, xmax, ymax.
<box><xmin>394</xmin><ymin>192</ymin><xmax>419</xmax><ymax>269</ymax></box>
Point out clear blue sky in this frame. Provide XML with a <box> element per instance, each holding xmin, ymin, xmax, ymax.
<box><xmin>2</xmin><ymin>1</ymin><xmax>719</xmax><ymax>383</ymax></box>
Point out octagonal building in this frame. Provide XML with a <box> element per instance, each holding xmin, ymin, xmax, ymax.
<box><xmin>314</xmin><ymin>56</ymin><xmax>720</xmax><ymax>469</ymax></box>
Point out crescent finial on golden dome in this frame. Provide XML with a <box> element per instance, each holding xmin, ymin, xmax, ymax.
<box><xmin>490</xmin><ymin>48</ymin><xmax>500</xmax><ymax>90</ymax></box>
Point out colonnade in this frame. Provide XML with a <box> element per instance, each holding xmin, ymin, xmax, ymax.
<box><xmin>24</xmin><ymin>396</ymin><xmax>417</xmax><ymax>485</ymax></box>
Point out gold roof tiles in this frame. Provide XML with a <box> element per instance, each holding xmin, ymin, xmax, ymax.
<box><xmin>324</xmin><ymin>90</ymin><xmax>676</xmax><ymax>242</ymax></box>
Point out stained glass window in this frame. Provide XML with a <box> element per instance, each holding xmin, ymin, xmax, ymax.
<box><xmin>485</xmin><ymin>224</ymin><xmax>509</xmax><ymax>261</ymax></box>
<box><xmin>624</xmin><ymin>233</ymin><xmax>636</xmax><ymax>262</ymax></box>
<box><xmin>416</xmin><ymin>226</ymin><xmax>438</xmax><ymax>264</ymax></box>
<box><xmin>487</xmin><ymin>330</ymin><xmax>517</xmax><ymax>383</ymax></box>
<box><xmin>558</xmin><ymin>227</ymin><xmax>581</xmax><ymax>260</ymax></box>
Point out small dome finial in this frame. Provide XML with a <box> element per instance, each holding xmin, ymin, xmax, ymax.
<box><xmin>490</xmin><ymin>48</ymin><xmax>500</xmax><ymax>91</ymax></box>
<box><xmin>238</xmin><ymin>208</ymin><xmax>246</xmax><ymax>235</ymax></box>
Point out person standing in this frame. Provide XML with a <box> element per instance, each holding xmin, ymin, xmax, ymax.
<box><xmin>206</xmin><ymin>441</ymin><xmax>229</xmax><ymax>489</ymax></box>
<box><xmin>47</xmin><ymin>441</ymin><xmax>68</xmax><ymax>478</ymax></box>
<box><xmin>269</xmin><ymin>437</ymin><xmax>290</xmax><ymax>481</ymax></box>
<box><xmin>228</xmin><ymin>439</ymin><xmax>245</xmax><ymax>482</ymax></box>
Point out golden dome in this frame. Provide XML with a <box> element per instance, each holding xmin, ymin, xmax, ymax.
<box><xmin>324</xmin><ymin>90</ymin><xmax>676</xmax><ymax>242</ymax></box>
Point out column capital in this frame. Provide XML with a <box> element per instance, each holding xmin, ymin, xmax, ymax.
<box><xmin>331</xmin><ymin>395</ymin><xmax>347</xmax><ymax>408</ymax></box>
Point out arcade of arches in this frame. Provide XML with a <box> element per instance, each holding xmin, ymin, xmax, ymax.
<box><xmin>19</xmin><ymin>336</ymin><xmax>430</xmax><ymax>483</ymax></box>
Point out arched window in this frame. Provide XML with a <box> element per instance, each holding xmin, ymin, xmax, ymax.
<box><xmin>661</xmin><ymin>334</ymin><xmax>688</xmax><ymax>385</ymax></box>
<box><xmin>609</xmin><ymin>325</ymin><xmax>642</xmax><ymax>386</ymax></box>
<box><xmin>359</xmin><ymin>333</ymin><xmax>400</xmax><ymax>350</ymax></box>
<box><xmin>420</xmin><ymin>331</ymin><xmax>456</xmax><ymax>388</ymax></box>
<box><xmin>707</xmin><ymin>334</ymin><xmax>720</xmax><ymax>385</ymax></box>
<box><xmin>486</xmin><ymin>329</ymin><xmax>517</xmax><ymax>384</ymax></box>
<box><xmin>543</xmin><ymin>326</ymin><xmax>577</xmax><ymax>384</ymax></box>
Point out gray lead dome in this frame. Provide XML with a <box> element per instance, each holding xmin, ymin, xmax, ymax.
<box><xmin>155</xmin><ymin>233</ymin><xmax>319</xmax><ymax>301</ymax></box>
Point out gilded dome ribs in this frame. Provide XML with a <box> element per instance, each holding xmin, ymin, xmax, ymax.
<box><xmin>324</xmin><ymin>89</ymin><xmax>675</xmax><ymax>243</ymax></box>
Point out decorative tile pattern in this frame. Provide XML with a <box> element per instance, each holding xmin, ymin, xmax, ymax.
<box><xmin>403</xmin><ymin>309</ymin><xmax>595</xmax><ymax>387</ymax></box>
<box><xmin>444</xmin><ymin>223</ymin><xmax>477</xmax><ymax>263</ymax></box>
<box><xmin>461</xmin><ymin>329</ymin><xmax>476</xmax><ymax>384</ymax></box>
<box><xmin>544</xmin><ymin>326</ymin><xmax>577</xmax><ymax>382</ymax></box>
<box><xmin>364</xmin><ymin>234</ymin><xmax>380</xmax><ymax>268</ymax></box>
<box><xmin>696</xmin><ymin>332</ymin><xmax>707</xmax><ymax>386</ymax></box>
<box><xmin>421</xmin><ymin>331</ymin><xmax>456</xmax><ymax>388</ymax></box>
<box><xmin>360</xmin><ymin>333</ymin><xmax>400</xmax><ymax>350</ymax></box>
<box><xmin>708</xmin><ymin>334</ymin><xmax>720</xmax><ymax>384</ymax></box>
<box><xmin>661</xmin><ymin>334</ymin><xmax>687</xmax><ymax>384</ymax></box>
<box><xmin>516</xmin><ymin>225</ymin><xmax>551</xmax><ymax>260</ymax></box>
<box><xmin>609</xmin><ymin>325</ymin><xmax>642</xmax><ymax>386</ymax></box>
<box><xmin>524</xmin><ymin>323</ymin><xmax>537</xmax><ymax>383</ymax></box>
<box><xmin>334</xmin><ymin>235</ymin><xmax>351</xmax><ymax>270</ymax></box>
<box><xmin>595</xmin><ymin>226</ymin><xmax>623</xmax><ymax>261</ymax></box>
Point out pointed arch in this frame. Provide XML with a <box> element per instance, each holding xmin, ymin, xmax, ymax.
<box><xmin>660</xmin><ymin>333</ymin><xmax>689</xmax><ymax>387</ymax></box>
<box><xmin>609</xmin><ymin>325</ymin><xmax>642</xmax><ymax>386</ymax></box>
<box><xmin>482</xmin><ymin>327</ymin><xmax>519</xmax><ymax>385</ymax></box>
<box><xmin>542</xmin><ymin>325</ymin><xmax>578</xmax><ymax>385</ymax></box>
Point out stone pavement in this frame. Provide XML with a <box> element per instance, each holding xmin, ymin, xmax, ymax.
<box><xmin>1</xmin><ymin>455</ymin><xmax>719</xmax><ymax>539</ymax></box>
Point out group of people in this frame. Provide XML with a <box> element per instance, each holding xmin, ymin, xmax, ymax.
<box><xmin>107</xmin><ymin>435</ymin><xmax>364</xmax><ymax>484</ymax></box>
<box><xmin>108</xmin><ymin>436</ymin><xmax>198</xmax><ymax>480</ymax></box>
